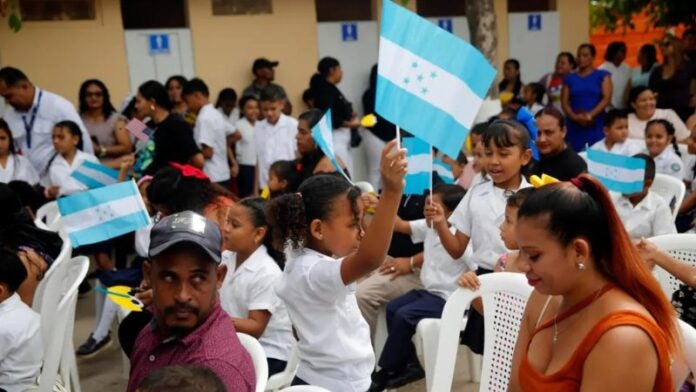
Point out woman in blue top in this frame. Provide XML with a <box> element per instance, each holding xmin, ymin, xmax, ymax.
<box><xmin>561</xmin><ymin>43</ymin><xmax>612</xmax><ymax>152</ymax></box>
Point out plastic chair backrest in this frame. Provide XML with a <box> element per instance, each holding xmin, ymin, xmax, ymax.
<box><xmin>35</xmin><ymin>201</ymin><xmax>61</xmax><ymax>231</ymax></box>
<box><xmin>430</xmin><ymin>273</ymin><xmax>533</xmax><ymax>392</ymax></box>
<box><xmin>651</xmin><ymin>174</ymin><xmax>686</xmax><ymax>221</ymax></box>
<box><xmin>266</xmin><ymin>338</ymin><xmax>299</xmax><ymax>391</ymax></box>
<box><xmin>38</xmin><ymin>256</ymin><xmax>89</xmax><ymax>392</ymax></box>
<box><xmin>33</xmin><ymin>231</ymin><xmax>71</xmax><ymax>313</ymax></box>
<box><xmin>237</xmin><ymin>333</ymin><xmax>268</xmax><ymax>392</ymax></box>
<box><xmin>278</xmin><ymin>386</ymin><xmax>331</xmax><ymax>392</ymax></box>
<box><xmin>648</xmin><ymin>234</ymin><xmax>696</xmax><ymax>299</ymax></box>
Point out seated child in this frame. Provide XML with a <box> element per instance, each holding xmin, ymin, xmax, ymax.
<box><xmin>590</xmin><ymin>109</ymin><xmax>643</xmax><ymax>156</ymax></box>
<box><xmin>0</xmin><ymin>248</ymin><xmax>43</xmax><ymax>392</ymax></box>
<box><xmin>612</xmin><ymin>154</ymin><xmax>676</xmax><ymax>239</ymax></box>
<box><xmin>263</xmin><ymin>160</ymin><xmax>301</xmax><ymax>199</ymax></box>
<box><xmin>522</xmin><ymin>83</ymin><xmax>546</xmax><ymax>115</ymax></box>
<box><xmin>370</xmin><ymin>184</ymin><xmax>474</xmax><ymax>390</ymax></box>
<box><xmin>644</xmin><ymin>118</ymin><xmax>684</xmax><ymax>181</ymax></box>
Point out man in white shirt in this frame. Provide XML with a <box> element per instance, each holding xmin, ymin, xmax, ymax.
<box><xmin>254</xmin><ymin>86</ymin><xmax>298</xmax><ymax>189</ymax></box>
<box><xmin>0</xmin><ymin>249</ymin><xmax>43</xmax><ymax>392</ymax></box>
<box><xmin>612</xmin><ymin>154</ymin><xmax>677</xmax><ymax>240</ymax></box>
<box><xmin>182</xmin><ymin>78</ymin><xmax>234</xmax><ymax>186</ymax></box>
<box><xmin>0</xmin><ymin>67</ymin><xmax>93</xmax><ymax>173</ymax></box>
<box><xmin>599</xmin><ymin>41</ymin><xmax>632</xmax><ymax>109</ymax></box>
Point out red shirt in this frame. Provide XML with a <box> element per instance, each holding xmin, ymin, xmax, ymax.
<box><xmin>126</xmin><ymin>300</ymin><xmax>255</xmax><ymax>392</ymax></box>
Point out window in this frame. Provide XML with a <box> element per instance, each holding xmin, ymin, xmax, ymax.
<box><xmin>121</xmin><ymin>0</ymin><xmax>187</xmax><ymax>29</ymax></box>
<box><xmin>212</xmin><ymin>0</ymin><xmax>272</xmax><ymax>16</ymax></box>
<box><xmin>416</xmin><ymin>0</ymin><xmax>466</xmax><ymax>17</ymax></box>
<box><xmin>315</xmin><ymin>0</ymin><xmax>371</xmax><ymax>22</ymax></box>
<box><xmin>19</xmin><ymin>0</ymin><xmax>95</xmax><ymax>21</ymax></box>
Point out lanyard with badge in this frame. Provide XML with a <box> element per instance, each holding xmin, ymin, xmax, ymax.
<box><xmin>22</xmin><ymin>90</ymin><xmax>43</xmax><ymax>149</ymax></box>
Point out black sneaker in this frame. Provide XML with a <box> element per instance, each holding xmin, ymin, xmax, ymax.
<box><xmin>386</xmin><ymin>361</ymin><xmax>425</xmax><ymax>388</ymax></box>
<box><xmin>367</xmin><ymin>369</ymin><xmax>392</xmax><ymax>392</ymax></box>
<box><xmin>76</xmin><ymin>333</ymin><xmax>111</xmax><ymax>357</ymax></box>
<box><xmin>78</xmin><ymin>279</ymin><xmax>92</xmax><ymax>296</ymax></box>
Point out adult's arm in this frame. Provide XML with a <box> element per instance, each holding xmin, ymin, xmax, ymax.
<box><xmin>107</xmin><ymin>117</ymin><xmax>133</xmax><ymax>157</ymax></box>
<box><xmin>561</xmin><ymin>84</ymin><xmax>578</xmax><ymax>121</ymax></box>
<box><xmin>231</xmin><ymin>310</ymin><xmax>271</xmax><ymax>339</ymax></box>
<box><xmin>588</xmin><ymin>74</ymin><xmax>612</xmax><ymax>119</ymax></box>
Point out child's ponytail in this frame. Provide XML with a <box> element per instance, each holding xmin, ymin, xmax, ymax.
<box><xmin>238</xmin><ymin>197</ymin><xmax>286</xmax><ymax>269</ymax></box>
<box><xmin>267</xmin><ymin>193</ymin><xmax>307</xmax><ymax>251</ymax></box>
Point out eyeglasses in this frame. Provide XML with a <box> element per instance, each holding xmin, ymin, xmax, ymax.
<box><xmin>86</xmin><ymin>91</ymin><xmax>103</xmax><ymax>98</ymax></box>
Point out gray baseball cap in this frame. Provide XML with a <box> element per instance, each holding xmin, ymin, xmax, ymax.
<box><xmin>149</xmin><ymin>211</ymin><xmax>222</xmax><ymax>264</ymax></box>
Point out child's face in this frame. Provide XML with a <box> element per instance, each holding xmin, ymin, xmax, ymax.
<box><xmin>316</xmin><ymin>194</ymin><xmax>364</xmax><ymax>258</ymax></box>
<box><xmin>267</xmin><ymin>169</ymin><xmax>285</xmax><ymax>193</ymax></box>
<box><xmin>182</xmin><ymin>92</ymin><xmax>204</xmax><ymax>114</ymax></box>
<box><xmin>484</xmin><ymin>141</ymin><xmax>531</xmax><ymax>189</ymax></box>
<box><xmin>645</xmin><ymin>124</ymin><xmax>671</xmax><ymax>157</ymax></box>
<box><xmin>296</xmin><ymin>119</ymin><xmax>317</xmax><ymax>155</ymax></box>
<box><xmin>449</xmin><ymin>160</ymin><xmax>464</xmax><ymax>178</ymax></box>
<box><xmin>470</xmin><ymin>134</ymin><xmax>483</xmax><ymax>151</ymax></box>
<box><xmin>225</xmin><ymin>204</ymin><xmax>264</xmax><ymax>255</ymax></box>
<box><xmin>0</xmin><ymin>130</ymin><xmax>10</xmax><ymax>156</ymax></box>
<box><xmin>242</xmin><ymin>99</ymin><xmax>259</xmax><ymax>121</ymax></box>
<box><xmin>472</xmin><ymin>142</ymin><xmax>485</xmax><ymax>173</ymax></box>
<box><xmin>604</xmin><ymin>118</ymin><xmax>629</xmax><ymax>144</ymax></box>
<box><xmin>522</xmin><ymin>86</ymin><xmax>535</xmax><ymax>105</ymax></box>
<box><xmin>51</xmin><ymin>126</ymin><xmax>79</xmax><ymax>155</ymax></box>
<box><xmin>261</xmin><ymin>100</ymin><xmax>283</xmax><ymax>124</ymax></box>
<box><xmin>499</xmin><ymin>205</ymin><xmax>519</xmax><ymax>250</ymax></box>
<box><xmin>220</xmin><ymin>99</ymin><xmax>237</xmax><ymax>116</ymax></box>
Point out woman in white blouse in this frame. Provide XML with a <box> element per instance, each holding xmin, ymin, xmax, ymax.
<box><xmin>627</xmin><ymin>86</ymin><xmax>690</xmax><ymax>141</ymax></box>
<box><xmin>0</xmin><ymin>119</ymin><xmax>39</xmax><ymax>185</ymax></box>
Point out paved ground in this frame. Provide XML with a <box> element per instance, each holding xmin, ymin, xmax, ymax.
<box><xmin>73</xmin><ymin>290</ymin><xmax>479</xmax><ymax>392</ymax></box>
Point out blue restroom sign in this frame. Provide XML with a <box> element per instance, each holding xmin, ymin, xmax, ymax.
<box><xmin>527</xmin><ymin>14</ymin><xmax>542</xmax><ymax>31</ymax></box>
<box><xmin>342</xmin><ymin>23</ymin><xmax>358</xmax><ymax>42</ymax></box>
<box><xmin>149</xmin><ymin>34</ymin><xmax>170</xmax><ymax>55</ymax></box>
<box><xmin>437</xmin><ymin>18</ymin><xmax>453</xmax><ymax>33</ymax></box>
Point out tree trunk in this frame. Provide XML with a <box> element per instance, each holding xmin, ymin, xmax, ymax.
<box><xmin>465</xmin><ymin>0</ymin><xmax>498</xmax><ymax>96</ymax></box>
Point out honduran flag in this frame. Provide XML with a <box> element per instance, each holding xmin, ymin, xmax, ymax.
<box><xmin>433</xmin><ymin>159</ymin><xmax>454</xmax><ymax>184</ymax></box>
<box><xmin>70</xmin><ymin>160</ymin><xmax>120</xmax><ymax>189</ymax></box>
<box><xmin>57</xmin><ymin>180</ymin><xmax>151</xmax><ymax>247</ymax></box>
<box><xmin>311</xmin><ymin>109</ymin><xmax>352</xmax><ymax>183</ymax></box>
<box><xmin>375</xmin><ymin>0</ymin><xmax>496</xmax><ymax>158</ymax></box>
<box><xmin>587</xmin><ymin>149</ymin><xmax>645</xmax><ymax>194</ymax></box>
<box><xmin>403</xmin><ymin>136</ymin><xmax>431</xmax><ymax>195</ymax></box>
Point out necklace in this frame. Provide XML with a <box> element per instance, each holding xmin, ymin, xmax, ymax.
<box><xmin>552</xmin><ymin>284</ymin><xmax>613</xmax><ymax>345</ymax></box>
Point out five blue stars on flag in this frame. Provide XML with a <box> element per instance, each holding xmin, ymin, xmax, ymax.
<box><xmin>402</xmin><ymin>61</ymin><xmax>437</xmax><ymax>95</ymax></box>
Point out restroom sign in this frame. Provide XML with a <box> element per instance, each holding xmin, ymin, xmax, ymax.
<box><xmin>149</xmin><ymin>34</ymin><xmax>170</xmax><ymax>55</ymax></box>
<box><xmin>437</xmin><ymin>18</ymin><xmax>453</xmax><ymax>33</ymax></box>
<box><xmin>342</xmin><ymin>23</ymin><xmax>358</xmax><ymax>42</ymax></box>
<box><xmin>527</xmin><ymin>14</ymin><xmax>542</xmax><ymax>31</ymax></box>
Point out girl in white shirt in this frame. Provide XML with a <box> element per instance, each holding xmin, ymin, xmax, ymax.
<box><xmin>0</xmin><ymin>120</ymin><xmax>39</xmax><ymax>185</ymax></box>
<box><xmin>268</xmin><ymin>140</ymin><xmax>407</xmax><ymax>392</ymax></box>
<box><xmin>44</xmin><ymin>120</ymin><xmax>99</xmax><ymax>198</ymax></box>
<box><xmin>219</xmin><ymin>197</ymin><xmax>294</xmax><ymax>377</ymax></box>
<box><xmin>644</xmin><ymin>119</ymin><xmax>684</xmax><ymax>181</ymax></box>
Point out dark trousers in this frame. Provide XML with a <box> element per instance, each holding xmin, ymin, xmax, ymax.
<box><xmin>378</xmin><ymin>289</ymin><xmax>446</xmax><ymax>373</ymax></box>
<box><xmin>291</xmin><ymin>376</ymin><xmax>309</xmax><ymax>385</ymax></box>
<box><xmin>267</xmin><ymin>358</ymin><xmax>287</xmax><ymax>377</ymax></box>
<box><xmin>237</xmin><ymin>164</ymin><xmax>255</xmax><ymax>198</ymax></box>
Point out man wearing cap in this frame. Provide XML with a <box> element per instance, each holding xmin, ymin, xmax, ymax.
<box><xmin>126</xmin><ymin>211</ymin><xmax>255</xmax><ymax>392</ymax></box>
<box><xmin>242</xmin><ymin>58</ymin><xmax>292</xmax><ymax>115</ymax></box>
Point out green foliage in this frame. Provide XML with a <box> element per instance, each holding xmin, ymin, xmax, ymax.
<box><xmin>590</xmin><ymin>0</ymin><xmax>696</xmax><ymax>32</ymax></box>
<box><xmin>7</xmin><ymin>0</ymin><xmax>22</xmax><ymax>32</ymax></box>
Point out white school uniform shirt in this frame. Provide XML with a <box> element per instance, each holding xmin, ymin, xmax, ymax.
<box><xmin>627</xmin><ymin>109</ymin><xmax>690</xmax><ymax>141</ymax></box>
<box><xmin>0</xmin><ymin>154</ymin><xmax>39</xmax><ymax>185</ymax></box>
<box><xmin>599</xmin><ymin>61</ymin><xmax>632</xmax><ymax>109</ymax></box>
<box><xmin>194</xmin><ymin>104</ymin><xmax>233</xmax><ymax>183</ymax></box>
<box><xmin>2</xmin><ymin>87</ymin><xmax>93</xmax><ymax>173</ymax></box>
<box><xmin>647</xmin><ymin>147</ymin><xmax>685</xmax><ymax>181</ymax></box>
<box><xmin>234</xmin><ymin>117</ymin><xmax>257</xmax><ymax>166</ymax></box>
<box><xmin>612</xmin><ymin>191</ymin><xmax>677</xmax><ymax>240</ymax></box>
<box><xmin>589</xmin><ymin>138</ymin><xmax>644</xmax><ymax>156</ymax></box>
<box><xmin>275</xmin><ymin>248</ymin><xmax>374</xmax><ymax>392</ymax></box>
<box><xmin>218</xmin><ymin>106</ymin><xmax>240</xmax><ymax>128</ymax></box>
<box><xmin>219</xmin><ymin>247</ymin><xmax>293</xmax><ymax>361</ymax></box>
<box><xmin>410</xmin><ymin>219</ymin><xmax>476</xmax><ymax>300</ymax></box>
<box><xmin>0</xmin><ymin>293</ymin><xmax>43</xmax><ymax>392</ymax></box>
<box><xmin>449</xmin><ymin>177</ymin><xmax>531</xmax><ymax>270</ymax></box>
<box><xmin>47</xmin><ymin>150</ymin><xmax>99</xmax><ymax>196</ymax></box>
<box><xmin>254</xmin><ymin>114</ymin><xmax>298</xmax><ymax>188</ymax></box>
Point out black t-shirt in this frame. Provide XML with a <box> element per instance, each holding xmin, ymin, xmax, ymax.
<box><xmin>362</xmin><ymin>84</ymin><xmax>397</xmax><ymax>142</ymax></box>
<box><xmin>144</xmin><ymin>114</ymin><xmax>200</xmax><ymax>175</ymax></box>
<box><xmin>532</xmin><ymin>147</ymin><xmax>587</xmax><ymax>181</ymax></box>
<box><xmin>310</xmin><ymin>75</ymin><xmax>352</xmax><ymax>129</ymax></box>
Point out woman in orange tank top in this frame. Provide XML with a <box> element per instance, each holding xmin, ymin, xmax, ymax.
<box><xmin>508</xmin><ymin>175</ymin><xmax>679</xmax><ymax>392</ymax></box>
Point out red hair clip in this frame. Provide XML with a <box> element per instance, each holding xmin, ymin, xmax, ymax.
<box><xmin>296</xmin><ymin>162</ymin><xmax>303</xmax><ymax>173</ymax></box>
<box><xmin>170</xmin><ymin>162</ymin><xmax>209</xmax><ymax>180</ymax></box>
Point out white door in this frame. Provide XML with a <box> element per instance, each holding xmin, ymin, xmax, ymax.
<box><xmin>123</xmin><ymin>28</ymin><xmax>195</xmax><ymax>91</ymax></box>
<box><xmin>508</xmin><ymin>12</ymin><xmax>560</xmax><ymax>83</ymax></box>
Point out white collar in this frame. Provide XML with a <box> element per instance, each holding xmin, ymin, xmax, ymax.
<box><xmin>617</xmin><ymin>191</ymin><xmax>659</xmax><ymax>211</ymax></box>
<box><xmin>0</xmin><ymin>292</ymin><xmax>22</xmax><ymax>312</ymax></box>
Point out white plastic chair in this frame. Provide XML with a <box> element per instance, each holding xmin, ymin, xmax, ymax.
<box><xmin>430</xmin><ymin>273</ymin><xmax>533</xmax><ymax>392</ymax></box>
<box><xmin>38</xmin><ymin>256</ymin><xmax>89</xmax><ymax>392</ymax></box>
<box><xmin>117</xmin><ymin>308</ymin><xmax>132</xmax><ymax>378</ymax></box>
<box><xmin>278</xmin><ymin>386</ymin><xmax>331</xmax><ymax>392</ymax></box>
<box><xmin>651</xmin><ymin>174</ymin><xmax>686</xmax><ymax>221</ymax></box>
<box><xmin>33</xmin><ymin>231</ymin><xmax>72</xmax><ymax>313</ymax></box>
<box><xmin>647</xmin><ymin>234</ymin><xmax>696</xmax><ymax>299</ymax></box>
<box><xmin>265</xmin><ymin>339</ymin><xmax>300</xmax><ymax>391</ymax></box>
<box><xmin>238</xmin><ymin>333</ymin><xmax>268</xmax><ymax>392</ymax></box>
<box><xmin>35</xmin><ymin>201</ymin><xmax>61</xmax><ymax>231</ymax></box>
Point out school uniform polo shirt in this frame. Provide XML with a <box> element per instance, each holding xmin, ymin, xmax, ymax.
<box><xmin>589</xmin><ymin>138</ymin><xmax>644</xmax><ymax>157</ymax></box>
<box><xmin>254</xmin><ymin>114</ymin><xmax>298</xmax><ymax>188</ymax></box>
<box><xmin>0</xmin><ymin>154</ymin><xmax>39</xmax><ymax>185</ymax></box>
<box><xmin>649</xmin><ymin>147</ymin><xmax>685</xmax><ymax>181</ymax></box>
<box><xmin>0</xmin><ymin>293</ymin><xmax>43</xmax><ymax>392</ymax></box>
<box><xmin>126</xmin><ymin>301</ymin><xmax>255</xmax><ymax>392</ymax></box>
<box><xmin>194</xmin><ymin>104</ymin><xmax>234</xmax><ymax>182</ymax></box>
<box><xmin>47</xmin><ymin>150</ymin><xmax>99</xmax><ymax>196</ymax></box>
<box><xmin>612</xmin><ymin>191</ymin><xmax>677</xmax><ymax>240</ymax></box>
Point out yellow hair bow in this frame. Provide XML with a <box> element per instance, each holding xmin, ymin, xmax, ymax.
<box><xmin>530</xmin><ymin>174</ymin><xmax>559</xmax><ymax>188</ymax></box>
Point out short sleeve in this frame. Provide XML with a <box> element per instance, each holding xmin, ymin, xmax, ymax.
<box><xmin>306</xmin><ymin>258</ymin><xmax>352</xmax><ymax>302</ymax></box>
<box><xmin>652</xmin><ymin>199</ymin><xmax>677</xmax><ymax>236</ymax></box>
<box><xmin>197</xmin><ymin>117</ymin><xmax>218</xmax><ymax>148</ymax></box>
<box><xmin>448</xmin><ymin>187</ymin><xmax>473</xmax><ymax>236</ymax></box>
<box><xmin>247</xmin><ymin>270</ymin><xmax>281</xmax><ymax>312</ymax></box>
<box><xmin>668</xmin><ymin>157</ymin><xmax>684</xmax><ymax>179</ymax></box>
<box><xmin>409</xmin><ymin>219</ymin><xmax>428</xmax><ymax>244</ymax></box>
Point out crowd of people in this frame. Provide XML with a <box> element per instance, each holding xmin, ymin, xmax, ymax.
<box><xmin>1</xmin><ymin>27</ymin><xmax>696</xmax><ymax>392</ymax></box>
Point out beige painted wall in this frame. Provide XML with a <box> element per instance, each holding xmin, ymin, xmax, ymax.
<box><xmin>187</xmin><ymin>0</ymin><xmax>318</xmax><ymax>110</ymax></box>
<box><xmin>0</xmin><ymin>0</ymin><xmax>130</xmax><ymax>108</ymax></box>
<box><xmin>558</xmin><ymin>0</ymin><xmax>590</xmax><ymax>53</ymax></box>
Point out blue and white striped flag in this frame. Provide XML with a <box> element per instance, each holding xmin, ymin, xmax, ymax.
<box><xmin>403</xmin><ymin>137</ymin><xmax>431</xmax><ymax>195</ymax></box>
<box><xmin>376</xmin><ymin>0</ymin><xmax>496</xmax><ymax>158</ymax></box>
<box><xmin>57</xmin><ymin>180</ymin><xmax>151</xmax><ymax>247</ymax></box>
<box><xmin>433</xmin><ymin>159</ymin><xmax>454</xmax><ymax>184</ymax></box>
<box><xmin>311</xmin><ymin>109</ymin><xmax>352</xmax><ymax>183</ymax></box>
<box><xmin>587</xmin><ymin>149</ymin><xmax>646</xmax><ymax>194</ymax></box>
<box><xmin>70</xmin><ymin>160</ymin><xmax>120</xmax><ymax>189</ymax></box>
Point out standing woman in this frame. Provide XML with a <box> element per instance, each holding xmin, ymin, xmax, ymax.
<box><xmin>165</xmin><ymin>75</ymin><xmax>192</xmax><ymax>120</ymax></box>
<box><xmin>79</xmin><ymin>79</ymin><xmax>132</xmax><ymax>166</ymax></box>
<box><xmin>562</xmin><ymin>43</ymin><xmax>612</xmax><ymax>152</ymax></box>
<box><xmin>539</xmin><ymin>52</ymin><xmax>576</xmax><ymax>111</ymax></box>
<box><xmin>362</xmin><ymin>64</ymin><xmax>397</xmax><ymax>190</ymax></box>
<box><xmin>309</xmin><ymin>57</ymin><xmax>360</xmax><ymax>176</ymax></box>
<box><xmin>631</xmin><ymin>44</ymin><xmax>659</xmax><ymax>88</ymax></box>
<box><xmin>650</xmin><ymin>35</ymin><xmax>695</xmax><ymax>122</ymax></box>
<box><xmin>499</xmin><ymin>59</ymin><xmax>524</xmax><ymax>98</ymax></box>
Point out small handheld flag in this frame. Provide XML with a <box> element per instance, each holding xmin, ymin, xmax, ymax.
<box><xmin>403</xmin><ymin>137</ymin><xmax>431</xmax><ymax>195</ymax></box>
<box><xmin>311</xmin><ymin>109</ymin><xmax>352</xmax><ymax>183</ymax></box>
<box><xmin>587</xmin><ymin>149</ymin><xmax>646</xmax><ymax>194</ymax></box>
<box><xmin>96</xmin><ymin>285</ymin><xmax>144</xmax><ymax>312</ymax></box>
<box><xmin>126</xmin><ymin>119</ymin><xmax>151</xmax><ymax>142</ymax></box>
<box><xmin>70</xmin><ymin>160</ymin><xmax>120</xmax><ymax>189</ymax></box>
<box><xmin>433</xmin><ymin>159</ymin><xmax>454</xmax><ymax>184</ymax></box>
<box><xmin>57</xmin><ymin>180</ymin><xmax>151</xmax><ymax>247</ymax></box>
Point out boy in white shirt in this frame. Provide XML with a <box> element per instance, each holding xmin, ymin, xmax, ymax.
<box><xmin>612</xmin><ymin>154</ymin><xmax>676</xmax><ymax>240</ymax></box>
<box><xmin>0</xmin><ymin>248</ymin><xmax>43</xmax><ymax>392</ymax></box>
<box><xmin>590</xmin><ymin>109</ymin><xmax>643</xmax><ymax>156</ymax></box>
<box><xmin>254</xmin><ymin>86</ymin><xmax>298</xmax><ymax>189</ymax></box>
<box><xmin>182</xmin><ymin>78</ymin><xmax>234</xmax><ymax>186</ymax></box>
<box><xmin>370</xmin><ymin>184</ymin><xmax>474</xmax><ymax>390</ymax></box>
